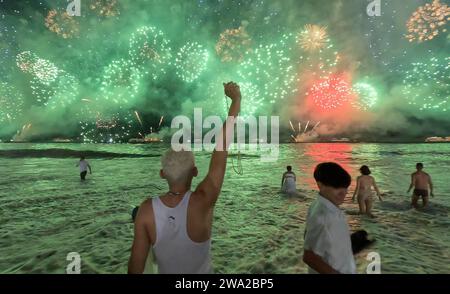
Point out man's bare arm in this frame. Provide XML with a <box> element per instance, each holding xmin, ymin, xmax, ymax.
<box><xmin>303</xmin><ymin>250</ymin><xmax>339</xmax><ymax>274</ymax></box>
<box><xmin>407</xmin><ymin>174</ymin><xmax>415</xmax><ymax>193</ymax></box>
<box><xmin>429</xmin><ymin>174</ymin><xmax>434</xmax><ymax>197</ymax></box>
<box><xmin>281</xmin><ymin>173</ymin><xmax>286</xmax><ymax>187</ymax></box>
<box><xmin>195</xmin><ymin>82</ymin><xmax>241</xmax><ymax>207</ymax></box>
<box><xmin>373</xmin><ymin>178</ymin><xmax>382</xmax><ymax>201</ymax></box>
<box><xmin>352</xmin><ymin>177</ymin><xmax>360</xmax><ymax>202</ymax></box>
<box><xmin>128</xmin><ymin>201</ymin><xmax>151</xmax><ymax>274</ymax></box>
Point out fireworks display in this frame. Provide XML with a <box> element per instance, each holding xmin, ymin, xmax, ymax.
<box><xmin>289</xmin><ymin>120</ymin><xmax>321</xmax><ymax>142</ymax></box>
<box><xmin>30</xmin><ymin>58</ymin><xmax>60</xmax><ymax>86</ymax></box>
<box><xmin>1</xmin><ymin>0</ymin><xmax>449</xmax><ymax>142</ymax></box>
<box><xmin>16</xmin><ymin>51</ymin><xmax>60</xmax><ymax>85</ymax></box>
<box><xmin>174</xmin><ymin>42</ymin><xmax>210</xmax><ymax>83</ymax></box>
<box><xmin>89</xmin><ymin>0</ymin><xmax>120</xmax><ymax>17</ymax></box>
<box><xmin>99</xmin><ymin>59</ymin><xmax>142</xmax><ymax>105</ymax></box>
<box><xmin>16</xmin><ymin>51</ymin><xmax>36</xmax><ymax>74</ymax></box>
<box><xmin>352</xmin><ymin>82</ymin><xmax>378</xmax><ymax>110</ymax></box>
<box><xmin>30</xmin><ymin>72</ymin><xmax>79</xmax><ymax>109</ymax></box>
<box><xmin>80</xmin><ymin>111</ymin><xmax>134</xmax><ymax>143</ymax></box>
<box><xmin>16</xmin><ymin>51</ymin><xmax>78</xmax><ymax>109</ymax></box>
<box><xmin>405</xmin><ymin>0</ymin><xmax>450</xmax><ymax>43</ymax></box>
<box><xmin>76</xmin><ymin>100</ymin><xmax>123</xmax><ymax>143</ymax></box>
<box><xmin>300</xmin><ymin>45</ymin><xmax>340</xmax><ymax>79</ymax></box>
<box><xmin>0</xmin><ymin>83</ymin><xmax>25</xmax><ymax>125</ymax></box>
<box><xmin>45</xmin><ymin>9</ymin><xmax>79</xmax><ymax>39</ymax></box>
<box><xmin>238</xmin><ymin>34</ymin><xmax>299</xmax><ymax>104</ymax></box>
<box><xmin>237</xmin><ymin>82</ymin><xmax>263</xmax><ymax>118</ymax></box>
<box><xmin>47</xmin><ymin>73</ymin><xmax>80</xmax><ymax>109</ymax></box>
<box><xmin>129</xmin><ymin>26</ymin><xmax>171</xmax><ymax>80</ymax></box>
<box><xmin>216</xmin><ymin>25</ymin><xmax>252</xmax><ymax>63</ymax></box>
<box><xmin>0</xmin><ymin>22</ymin><xmax>17</xmax><ymax>78</ymax></box>
<box><xmin>402</xmin><ymin>56</ymin><xmax>450</xmax><ymax>112</ymax></box>
<box><xmin>30</xmin><ymin>77</ymin><xmax>58</xmax><ymax>106</ymax></box>
<box><xmin>307</xmin><ymin>75</ymin><xmax>354</xmax><ymax>110</ymax></box>
<box><xmin>298</xmin><ymin>24</ymin><xmax>329</xmax><ymax>52</ymax></box>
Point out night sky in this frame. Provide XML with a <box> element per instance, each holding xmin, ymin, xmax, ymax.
<box><xmin>0</xmin><ymin>0</ymin><xmax>449</xmax><ymax>142</ymax></box>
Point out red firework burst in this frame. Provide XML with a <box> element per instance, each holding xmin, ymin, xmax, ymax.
<box><xmin>307</xmin><ymin>75</ymin><xmax>354</xmax><ymax>110</ymax></box>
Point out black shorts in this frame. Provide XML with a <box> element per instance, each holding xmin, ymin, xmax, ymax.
<box><xmin>413</xmin><ymin>189</ymin><xmax>429</xmax><ymax>198</ymax></box>
<box><xmin>80</xmin><ymin>171</ymin><xmax>87</xmax><ymax>180</ymax></box>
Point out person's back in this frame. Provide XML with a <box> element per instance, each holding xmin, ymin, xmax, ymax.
<box><xmin>408</xmin><ymin>163</ymin><xmax>434</xmax><ymax>209</ymax></box>
<box><xmin>128</xmin><ymin>82</ymin><xmax>241</xmax><ymax>274</ymax></box>
<box><xmin>135</xmin><ymin>186</ymin><xmax>214</xmax><ymax>274</ymax></box>
<box><xmin>76</xmin><ymin>156</ymin><xmax>91</xmax><ymax>181</ymax></box>
<box><xmin>352</xmin><ymin>166</ymin><xmax>382</xmax><ymax>217</ymax></box>
<box><xmin>412</xmin><ymin>171</ymin><xmax>431</xmax><ymax>190</ymax></box>
<box><xmin>79</xmin><ymin>159</ymin><xmax>88</xmax><ymax>172</ymax></box>
<box><xmin>151</xmin><ymin>191</ymin><xmax>212</xmax><ymax>273</ymax></box>
<box><xmin>357</xmin><ymin>175</ymin><xmax>373</xmax><ymax>192</ymax></box>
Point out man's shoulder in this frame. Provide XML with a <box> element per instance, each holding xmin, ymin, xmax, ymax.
<box><xmin>137</xmin><ymin>198</ymin><xmax>154</xmax><ymax>222</ymax></box>
<box><xmin>307</xmin><ymin>202</ymin><xmax>332</xmax><ymax>225</ymax></box>
<box><xmin>190</xmin><ymin>191</ymin><xmax>214</xmax><ymax>209</ymax></box>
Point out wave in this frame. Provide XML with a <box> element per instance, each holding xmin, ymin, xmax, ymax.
<box><xmin>354</xmin><ymin>151</ymin><xmax>450</xmax><ymax>157</ymax></box>
<box><xmin>0</xmin><ymin>149</ymin><xmax>159</xmax><ymax>159</ymax></box>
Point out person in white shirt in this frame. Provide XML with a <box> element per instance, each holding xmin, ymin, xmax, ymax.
<box><xmin>281</xmin><ymin>166</ymin><xmax>297</xmax><ymax>195</ymax></box>
<box><xmin>76</xmin><ymin>156</ymin><xmax>92</xmax><ymax>181</ymax></box>
<box><xmin>303</xmin><ymin>162</ymin><xmax>356</xmax><ymax>274</ymax></box>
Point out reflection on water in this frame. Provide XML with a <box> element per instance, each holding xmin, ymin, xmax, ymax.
<box><xmin>302</xmin><ymin>143</ymin><xmax>354</xmax><ymax>190</ymax></box>
<box><xmin>0</xmin><ymin>143</ymin><xmax>449</xmax><ymax>273</ymax></box>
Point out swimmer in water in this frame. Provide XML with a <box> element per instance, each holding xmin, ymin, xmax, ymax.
<box><xmin>352</xmin><ymin>165</ymin><xmax>383</xmax><ymax>218</ymax></box>
<box><xmin>281</xmin><ymin>166</ymin><xmax>297</xmax><ymax>195</ymax></box>
<box><xmin>76</xmin><ymin>156</ymin><xmax>92</xmax><ymax>181</ymax></box>
<box><xmin>407</xmin><ymin>163</ymin><xmax>434</xmax><ymax>209</ymax></box>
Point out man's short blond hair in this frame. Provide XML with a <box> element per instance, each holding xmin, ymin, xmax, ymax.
<box><xmin>161</xmin><ymin>149</ymin><xmax>195</xmax><ymax>184</ymax></box>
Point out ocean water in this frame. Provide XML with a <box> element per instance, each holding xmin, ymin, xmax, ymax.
<box><xmin>0</xmin><ymin>143</ymin><xmax>449</xmax><ymax>274</ymax></box>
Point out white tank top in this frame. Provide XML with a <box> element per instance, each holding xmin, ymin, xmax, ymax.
<box><xmin>152</xmin><ymin>191</ymin><xmax>212</xmax><ymax>274</ymax></box>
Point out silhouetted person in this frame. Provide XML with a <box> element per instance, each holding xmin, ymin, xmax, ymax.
<box><xmin>303</xmin><ymin>162</ymin><xmax>356</xmax><ymax>274</ymax></box>
<box><xmin>281</xmin><ymin>166</ymin><xmax>297</xmax><ymax>195</ymax></box>
<box><xmin>128</xmin><ymin>82</ymin><xmax>241</xmax><ymax>274</ymax></box>
<box><xmin>407</xmin><ymin>163</ymin><xmax>434</xmax><ymax>209</ymax></box>
<box><xmin>76</xmin><ymin>156</ymin><xmax>92</xmax><ymax>181</ymax></box>
<box><xmin>352</xmin><ymin>165</ymin><xmax>383</xmax><ymax>218</ymax></box>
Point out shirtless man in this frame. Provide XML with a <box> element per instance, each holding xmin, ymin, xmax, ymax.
<box><xmin>352</xmin><ymin>165</ymin><xmax>382</xmax><ymax>218</ymax></box>
<box><xmin>407</xmin><ymin>163</ymin><xmax>434</xmax><ymax>209</ymax></box>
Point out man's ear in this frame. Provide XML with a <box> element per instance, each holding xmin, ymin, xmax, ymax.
<box><xmin>317</xmin><ymin>181</ymin><xmax>323</xmax><ymax>190</ymax></box>
<box><xmin>193</xmin><ymin>167</ymin><xmax>198</xmax><ymax>177</ymax></box>
<box><xmin>160</xmin><ymin>169</ymin><xmax>165</xmax><ymax>179</ymax></box>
